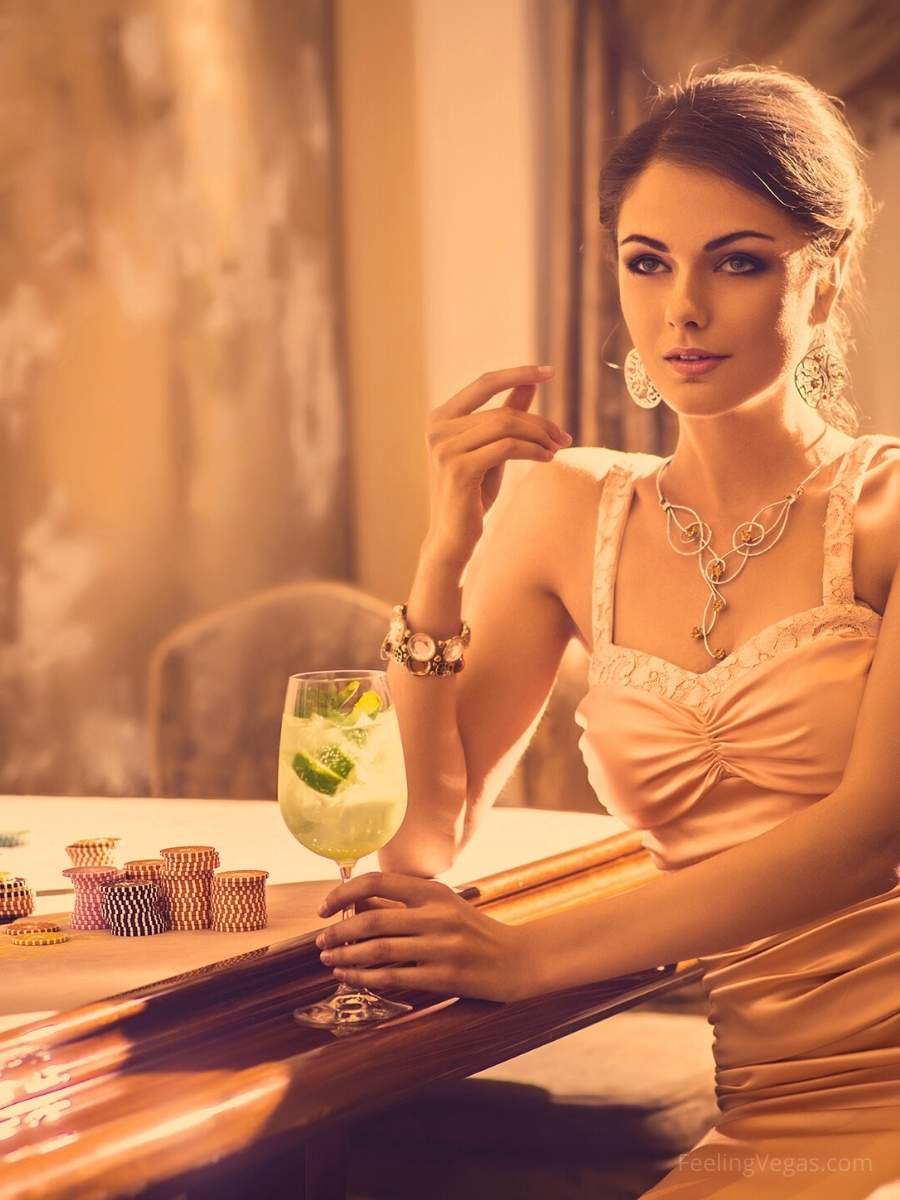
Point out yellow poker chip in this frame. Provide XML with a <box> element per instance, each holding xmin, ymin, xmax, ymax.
<box><xmin>10</xmin><ymin>931</ymin><xmax>70</xmax><ymax>947</ymax></box>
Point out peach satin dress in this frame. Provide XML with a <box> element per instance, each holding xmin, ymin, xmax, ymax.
<box><xmin>572</xmin><ymin>434</ymin><xmax>900</xmax><ymax>1197</ymax></box>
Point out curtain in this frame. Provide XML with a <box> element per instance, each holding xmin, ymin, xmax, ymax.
<box><xmin>0</xmin><ymin>0</ymin><xmax>352</xmax><ymax>795</ymax></box>
<box><xmin>535</xmin><ymin>0</ymin><xmax>900</xmax><ymax>453</ymax></box>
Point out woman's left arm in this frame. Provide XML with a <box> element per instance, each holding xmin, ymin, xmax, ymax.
<box><xmin>318</xmin><ymin>560</ymin><xmax>900</xmax><ymax>1004</ymax></box>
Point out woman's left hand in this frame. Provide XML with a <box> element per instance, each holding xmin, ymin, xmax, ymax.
<box><xmin>315</xmin><ymin>872</ymin><xmax>527</xmax><ymax>1003</ymax></box>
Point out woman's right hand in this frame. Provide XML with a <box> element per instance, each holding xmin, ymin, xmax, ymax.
<box><xmin>423</xmin><ymin>365</ymin><xmax>571</xmax><ymax>567</ymax></box>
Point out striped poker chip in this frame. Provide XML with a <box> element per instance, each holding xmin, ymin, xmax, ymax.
<box><xmin>214</xmin><ymin>870</ymin><xmax>269</xmax><ymax>884</ymax></box>
<box><xmin>0</xmin><ymin>877</ymin><xmax>35</xmax><ymax>918</ymax></box>
<box><xmin>160</xmin><ymin>846</ymin><xmax>220</xmax><ymax>876</ymax></box>
<box><xmin>0</xmin><ymin>876</ymin><xmax>32</xmax><ymax>892</ymax></box>
<box><xmin>104</xmin><ymin>880</ymin><xmax>158</xmax><ymax>900</ymax></box>
<box><xmin>161</xmin><ymin>874</ymin><xmax>212</xmax><ymax>889</ymax></box>
<box><xmin>5</xmin><ymin>920</ymin><xmax>62</xmax><ymax>936</ymax></box>
<box><xmin>10</xmin><ymin>930</ymin><xmax>70</xmax><ymax>947</ymax></box>
<box><xmin>65</xmin><ymin>840</ymin><xmax>120</xmax><ymax>867</ymax></box>
<box><xmin>124</xmin><ymin>859</ymin><xmax>165</xmax><ymax>880</ymax></box>
<box><xmin>62</xmin><ymin>866</ymin><xmax>124</xmax><ymax>886</ymax></box>
<box><xmin>108</xmin><ymin>925</ymin><xmax>168</xmax><ymax>938</ymax></box>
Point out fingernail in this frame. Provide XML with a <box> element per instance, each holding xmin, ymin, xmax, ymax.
<box><xmin>537</xmin><ymin>365</ymin><xmax>554</xmax><ymax>377</ymax></box>
<box><xmin>315</xmin><ymin>934</ymin><xmax>325</xmax><ymax>947</ymax></box>
<box><xmin>554</xmin><ymin>431</ymin><xmax>573</xmax><ymax>445</ymax></box>
<box><xmin>318</xmin><ymin>903</ymin><xmax>328</xmax><ymax>916</ymax></box>
<box><xmin>320</xmin><ymin>950</ymin><xmax>333</xmax><ymax>964</ymax></box>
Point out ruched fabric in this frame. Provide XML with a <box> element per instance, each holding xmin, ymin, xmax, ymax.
<box><xmin>572</xmin><ymin>435</ymin><xmax>900</xmax><ymax>1197</ymax></box>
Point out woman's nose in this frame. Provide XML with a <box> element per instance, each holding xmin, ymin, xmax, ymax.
<box><xmin>665</xmin><ymin>271</ymin><xmax>709</xmax><ymax>329</ymax></box>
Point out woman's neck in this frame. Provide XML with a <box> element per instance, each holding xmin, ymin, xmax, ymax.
<box><xmin>660</xmin><ymin>408</ymin><xmax>855</xmax><ymax>519</ymax></box>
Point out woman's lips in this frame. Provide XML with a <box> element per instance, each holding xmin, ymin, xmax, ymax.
<box><xmin>665</xmin><ymin>356</ymin><xmax>728</xmax><ymax>377</ymax></box>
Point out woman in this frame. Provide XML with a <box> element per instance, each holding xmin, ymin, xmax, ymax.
<box><xmin>317</xmin><ymin>65</ymin><xmax>900</xmax><ymax>1195</ymax></box>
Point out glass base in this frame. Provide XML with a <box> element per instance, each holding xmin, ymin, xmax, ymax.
<box><xmin>293</xmin><ymin>983</ymin><xmax>413</xmax><ymax>1030</ymax></box>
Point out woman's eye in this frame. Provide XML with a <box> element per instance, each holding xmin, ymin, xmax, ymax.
<box><xmin>722</xmin><ymin>254</ymin><xmax>761</xmax><ymax>273</ymax></box>
<box><xmin>624</xmin><ymin>254</ymin><xmax>763</xmax><ymax>275</ymax></box>
<box><xmin>626</xmin><ymin>255</ymin><xmax>664</xmax><ymax>274</ymax></box>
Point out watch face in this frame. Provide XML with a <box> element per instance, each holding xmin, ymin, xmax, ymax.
<box><xmin>442</xmin><ymin>637</ymin><xmax>464</xmax><ymax>662</ymax></box>
<box><xmin>408</xmin><ymin>632</ymin><xmax>436</xmax><ymax>662</ymax></box>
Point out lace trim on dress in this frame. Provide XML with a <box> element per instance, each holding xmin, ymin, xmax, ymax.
<box><xmin>822</xmin><ymin>435</ymin><xmax>899</xmax><ymax>605</ymax></box>
<box><xmin>586</xmin><ymin>434</ymin><xmax>900</xmax><ymax>708</ymax></box>
<box><xmin>587</xmin><ymin>603</ymin><xmax>882</xmax><ymax>709</ymax></box>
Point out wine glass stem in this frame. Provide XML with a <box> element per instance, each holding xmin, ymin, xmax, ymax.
<box><xmin>336</xmin><ymin>861</ymin><xmax>358</xmax><ymax>997</ymax></box>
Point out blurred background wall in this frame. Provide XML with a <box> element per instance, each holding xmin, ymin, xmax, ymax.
<box><xmin>2</xmin><ymin>0</ymin><xmax>899</xmax><ymax>797</ymax></box>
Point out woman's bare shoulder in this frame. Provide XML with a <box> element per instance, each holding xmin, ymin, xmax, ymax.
<box><xmin>547</xmin><ymin>445</ymin><xmax>665</xmax><ymax>487</ymax></box>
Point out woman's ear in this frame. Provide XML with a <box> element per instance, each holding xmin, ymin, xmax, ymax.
<box><xmin>810</xmin><ymin>241</ymin><xmax>851</xmax><ymax>328</ymax></box>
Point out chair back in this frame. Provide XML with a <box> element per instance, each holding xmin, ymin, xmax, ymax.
<box><xmin>148</xmin><ymin>580</ymin><xmax>391</xmax><ymax>799</ymax></box>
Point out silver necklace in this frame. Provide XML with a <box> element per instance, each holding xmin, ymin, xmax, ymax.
<box><xmin>654</xmin><ymin>444</ymin><xmax>834</xmax><ymax>661</ymax></box>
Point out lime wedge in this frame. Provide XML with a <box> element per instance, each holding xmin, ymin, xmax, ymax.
<box><xmin>292</xmin><ymin>752</ymin><xmax>344</xmax><ymax>796</ymax></box>
<box><xmin>350</xmin><ymin>690</ymin><xmax>381</xmax><ymax>720</ymax></box>
<box><xmin>317</xmin><ymin>744</ymin><xmax>355</xmax><ymax>780</ymax></box>
<box><xmin>333</xmin><ymin>680</ymin><xmax>360</xmax><ymax>709</ymax></box>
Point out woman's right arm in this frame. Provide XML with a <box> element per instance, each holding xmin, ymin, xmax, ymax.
<box><xmin>377</xmin><ymin>365</ymin><xmax>580</xmax><ymax>877</ymax></box>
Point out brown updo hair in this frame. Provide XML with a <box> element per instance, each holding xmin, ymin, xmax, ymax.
<box><xmin>599</xmin><ymin>64</ymin><xmax>877</xmax><ymax>435</ymax></box>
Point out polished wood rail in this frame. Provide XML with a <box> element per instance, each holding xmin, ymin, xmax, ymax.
<box><xmin>0</xmin><ymin>832</ymin><xmax>701</xmax><ymax>1199</ymax></box>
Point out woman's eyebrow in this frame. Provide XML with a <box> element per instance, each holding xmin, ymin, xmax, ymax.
<box><xmin>618</xmin><ymin>230</ymin><xmax>777</xmax><ymax>252</ymax></box>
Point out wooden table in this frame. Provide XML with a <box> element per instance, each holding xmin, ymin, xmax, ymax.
<box><xmin>0</xmin><ymin>796</ymin><xmax>701</xmax><ymax>1198</ymax></box>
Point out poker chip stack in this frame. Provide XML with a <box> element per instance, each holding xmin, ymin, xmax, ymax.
<box><xmin>211</xmin><ymin>870</ymin><xmax>269</xmax><ymax>932</ymax></box>
<box><xmin>65</xmin><ymin>837</ymin><xmax>121</xmax><ymax>867</ymax></box>
<box><xmin>159</xmin><ymin>846</ymin><xmax>220</xmax><ymax>931</ymax></box>
<box><xmin>0</xmin><ymin>875</ymin><xmax>35</xmax><ymax>923</ymax></box>
<box><xmin>0</xmin><ymin>830</ymin><xmax>28</xmax><ymax>847</ymax></box>
<box><xmin>102</xmin><ymin>879</ymin><xmax>169</xmax><ymax>937</ymax></box>
<box><xmin>125</xmin><ymin>859</ymin><xmax>168</xmax><ymax>921</ymax></box>
<box><xmin>5</xmin><ymin>919</ymin><xmax>69</xmax><ymax>947</ymax></box>
<box><xmin>62</xmin><ymin>866</ymin><xmax>124</xmax><ymax>930</ymax></box>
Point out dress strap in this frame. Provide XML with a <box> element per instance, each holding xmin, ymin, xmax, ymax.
<box><xmin>590</xmin><ymin>462</ymin><xmax>637</xmax><ymax>653</ymax></box>
<box><xmin>822</xmin><ymin>434</ymin><xmax>900</xmax><ymax>606</ymax></box>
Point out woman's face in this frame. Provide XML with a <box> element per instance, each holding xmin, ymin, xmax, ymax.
<box><xmin>616</xmin><ymin>160</ymin><xmax>830</xmax><ymax>419</ymax></box>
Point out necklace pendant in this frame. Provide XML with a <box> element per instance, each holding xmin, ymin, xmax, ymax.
<box><xmin>713</xmin><ymin>648</ymin><xmax>727</xmax><ymax>661</ymax></box>
<box><xmin>691</xmin><ymin>626</ymin><xmax>704</xmax><ymax>640</ymax></box>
